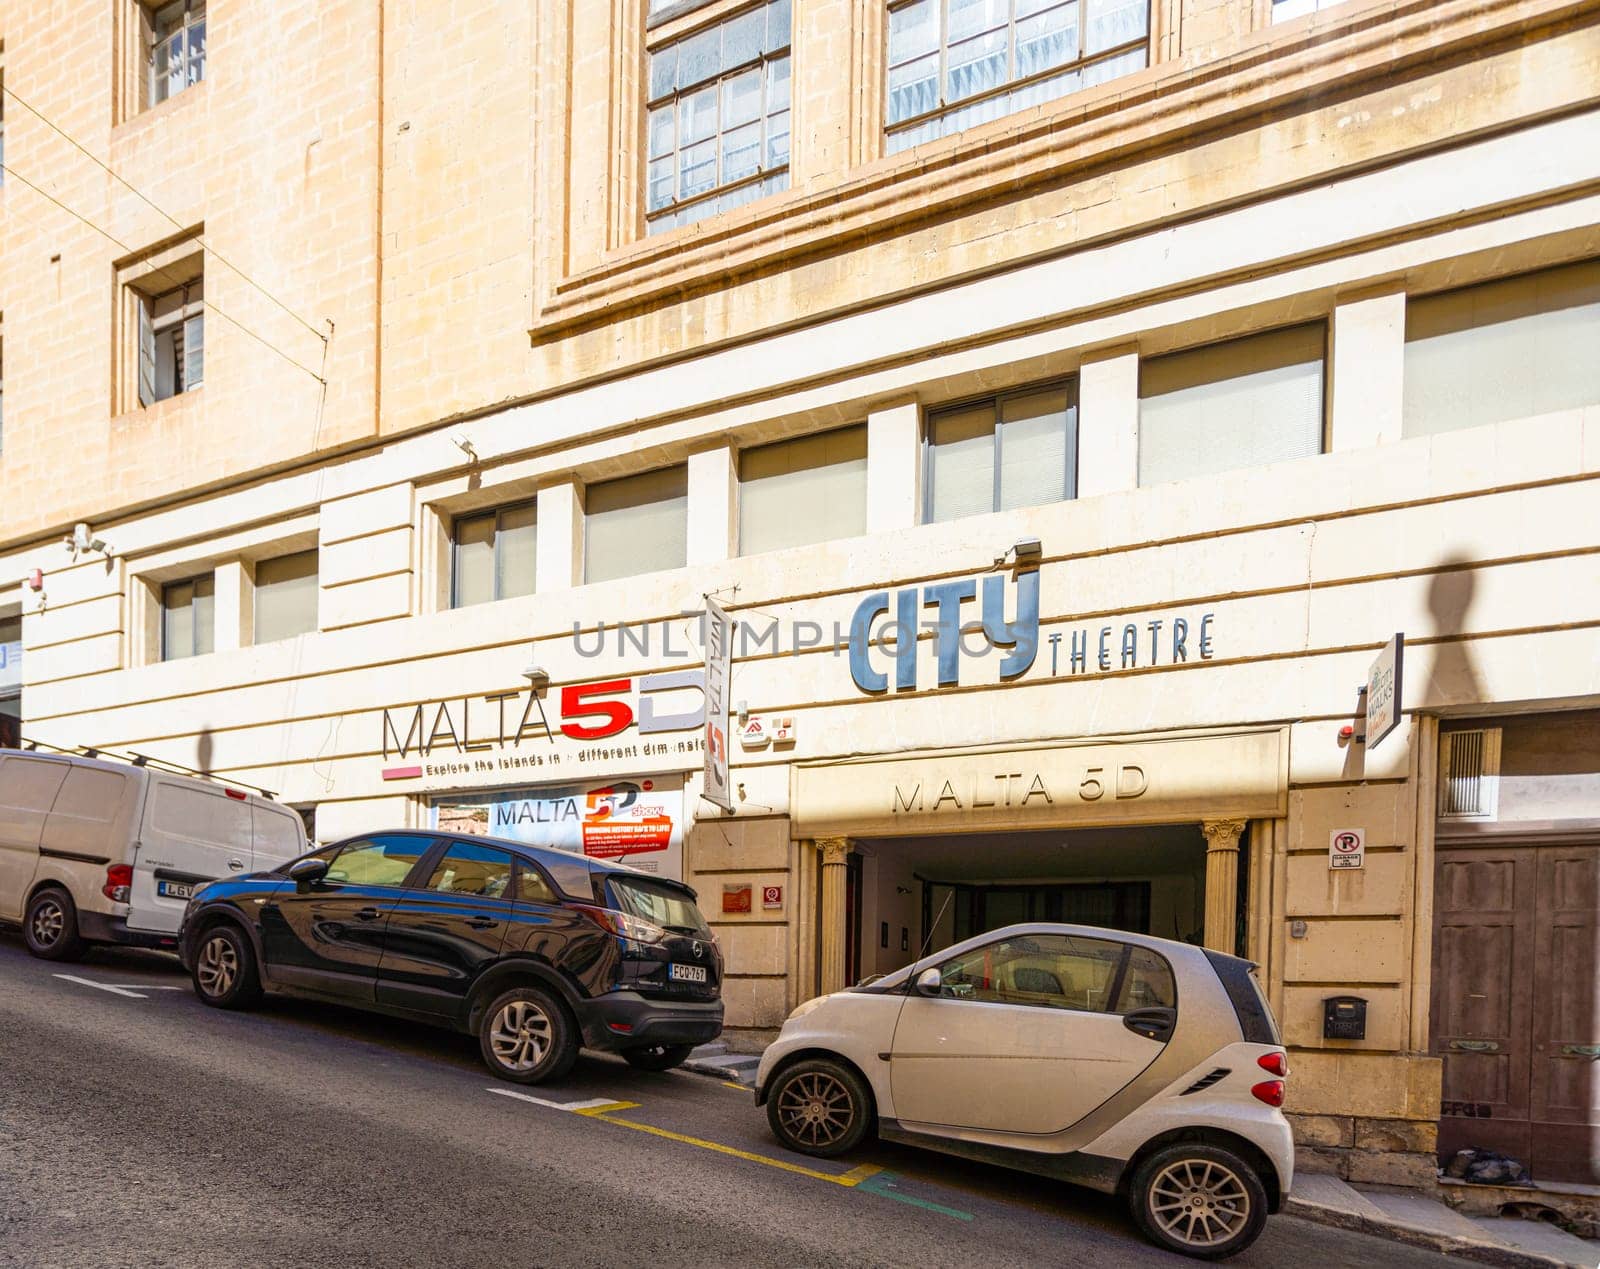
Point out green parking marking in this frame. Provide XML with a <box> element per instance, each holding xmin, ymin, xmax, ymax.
<box><xmin>858</xmin><ymin>1171</ymin><xmax>975</xmax><ymax>1221</ymax></box>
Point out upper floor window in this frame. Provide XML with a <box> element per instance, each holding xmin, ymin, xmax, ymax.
<box><xmin>925</xmin><ymin>381</ymin><xmax>1077</xmax><ymax>523</ymax></box>
<box><xmin>585</xmin><ymin>467</ymin><xmax>688</xmax><ymax>583</ymax></box>
<box><xmin>1403</xmin><ymin>259</ymin><xmax>1600</xmax><ymax>439</ymax></box>
<box><xmin>886</xmin><ymin>0</ymin><xmax>1149</xmax><ymax>154</ymax></box>
<box><xmin>646</xmin><ymin>0</ymin><xmax>791</xmax><ymax>233</ymax></box>
<box><xmin>253</xmin><ymin>550</ymin><xmax>319</xmax><ymax>643</ymax></box>
<box><xmin>138</xmin><ymin>279</ymin><xmax>203</xmax><ymax>406</ymax></box>
<box><xmin>452</xmin><ymin>502</ymin><xmax>537</xmax><ymax>608</ymax></box>
<box><xmin>739</xmin><ymin>425</ymin><xmax>868</xmax><ymax>555</ymax></box>
<box><xmin>162</xmin><ymin>573</ymin><xmax>214</xmax><ymax>661</ymax></box>
<box><xmin>1138</xmin><ymin>324</ymin><xmax>1325</xmax><ymax>488</ymax></box>
<box><xmin>1270</xmin><ymin>0</ymin><xmax>1341</xmax><ymax>21</ymax></box>
<box><xmin>148</xmin><ymin>0</ymin><xmax>207</xmax><ymax>106</ymax></box>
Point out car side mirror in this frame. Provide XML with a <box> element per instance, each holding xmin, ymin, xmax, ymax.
<box><xmin>288</xmin><ymin>857</ymin><xmax>329</xmax><ymax>885</ymax></box>
<box><xmin>914</xmin><ymin>967</ymin><xmax>942</xmax><ymax>997</ymax></box>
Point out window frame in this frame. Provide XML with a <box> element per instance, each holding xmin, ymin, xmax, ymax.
<box><xmin>148</xmin><ymin>0</ymin><xmax>207</xmax><ymax>108</ymax></box>
<box><xmin>252</xmin><ymin>548</ymin><xmax>320</xmax><ymax>644</ymax></box>
<box><xmin>159</xmin><ymin>572</ymin><xmax>215</xmax><ymax>662</ymax></box>
<box><xmin>138</xmin><ymin>279</ymin><xmax>205</xmax><ymax>407</ymax></box>
<box><xmin>884</xmin><ymin>0</ymin><xmax>1152</xmax><ymax>148</ymax></box>
<box><xmin>322</xmin><ymin>833</ymin><xmax>441</xmax><ymax>890</ymax></box>
<box><xmin>450</xmin><ymin>500</ymin><xmax>537</xmax><ymax>609</ymax></box>
<box><xmin>419</xmin><ymin>840</ymin><xmax>518</xmax><ymax>900</ymax></box>
<box><xmin>921</xmin><ymin>376</ymin><xmax>1079</xmax><ymax>524</ymax></box>
<box><xmin>737</xmin><ymin>423</ymin><xmax>869</xmax><ymax>555</ymax></box>
<box><xmin>643</xmin><ymin>0</ymin><xmax>793</xmax><ymax>233</ymax></box>
<box><xmin>932</xmin><ymin>932</ymin><xmax>1177</xmax><ymax>1017</ymax></box>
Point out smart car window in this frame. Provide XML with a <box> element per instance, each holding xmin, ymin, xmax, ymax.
<box><xmin>423</xmin><ymin>842</ymin><xmax>514</xmax><ymax>898</ymax></box>
<box><xmin>325</xmin><ymin>835</ymin><xmax>429</xmax><ymax>887</ymax></box>
<box><xmin>1115</xmin><ymin>945</ymin><xmax>1177</xmax><ymax>1012</ymax></box>
<box><xmin>938</xmin><ymin>934</ymin><xmax>1130</xmax><ymax>1014</ymax></box>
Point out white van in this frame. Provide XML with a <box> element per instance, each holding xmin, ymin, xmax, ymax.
<box><xmin>0</xmin><ymin>748</ymin><xmax>307</xmax><ymax>960</ymax></box>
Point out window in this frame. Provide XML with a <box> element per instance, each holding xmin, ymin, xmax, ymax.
<box><xmin>937</xmin><ymin>932</ymin><xmax>1173</xmax><ymax>1014</ymax></box>
<box><xmin>1403</xmin><ymin>260</ymin><xmax>1600</xmax><ymax>439</ymax></box>
<box><xmin>585</xmin><ymin>466</ymin><xmax>689</xmax><ymax>583</ymax></box>
<box><xmin>452</xmin><ymin>502</ymin><xmax>537</xmax><ymax>608</ymax></box>
<box><xmin>324</xmin><ymin>835</ymin><xmax>432</xmax><ymax>887</ymax></box>
<box><xmin>1138</xmin><ymin>324</ymin><xmax>1324</xmax><ymax>487</ymax></box>
<box><xmin>161</xmin><ymin>574</ymin><xmax>214</xmax><ymax>661</ymax></box>
<box><xmin>886</xmin><ymin>0</ymin><xmax>1149</xmax><ymax>154</ymax></box>
<box><xmin>254</xmin><ymin>550</ymin><xmax>319</xmax><ymax>644</ymax></box>
<box><xmin>148</xmin><ymin>0</ymin><xmax>206</xmax><ymax>106</ymax></box>
<box><xmin>138</xmin><ymin>279</ymin><xmax>204</xmax><ymax>406</ymax></box>
<box><xmin>0</xmin><ymin>608</ymin><xmax>19</xmax><ymax>750</ymax></box>
<box><xmin>609</xmin><ymin>875</ymin><xmax>711</xmax><ymax>934</ymax></box>
<box><xmin>646</xmin><ymin>0</ymin><xmax>791</xmax><ymax>233</ymax></box>
<box><xmin>0</xmin><ymin>325</ymin><xmax>6</xmax><ymax>457</ymax></box>
<box><xmin>514</xmin><ymin>860</ymin><xmax>559</xmax><ymax>905</ymax></box>
<box><xmin>1270</xmin><ymin>0</ymin><xmax>1341</xmax><ymax>21</ymax></box>
<box><xmin>422</xmin><ymin>842</ymin><xmax>515</xmax><ymax>898</ymax></box>
<box><xmin>739</xmin><ymin>426</ymin><xmax>868</xmax><ymax>555</ymax></box>
<box><xmin>925</xmin><ymin>381</ymin><xmax>1076</xmax><ymax>523</ymax></box>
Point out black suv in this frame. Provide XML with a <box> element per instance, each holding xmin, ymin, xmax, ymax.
<box><xmin>178</xmin><ymin>830</ymin><xmax>723</xmax><ymax>1082</ymax></box>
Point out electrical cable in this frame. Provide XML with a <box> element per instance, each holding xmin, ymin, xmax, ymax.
<box><xmin>2</xmin><ymin>83</ymin><xmax>328</xmax><ymax>346</ymax></box>
<box><xmin>0</xmin><ymin>161</ymin><xmax>327</xmax><ymax>385</ymax></box>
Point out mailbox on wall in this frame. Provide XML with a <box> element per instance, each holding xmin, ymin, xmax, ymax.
<box><xmin>1323</xmin><ymin>995</ymin><xmax>1368</xmax><ymax>1040</ymax></box>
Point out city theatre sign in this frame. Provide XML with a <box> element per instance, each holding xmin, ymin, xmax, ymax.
<box><xmin>790</xmin><ymin>729</ymin><xmax>1288</xmax><ymax>838</ymax></box>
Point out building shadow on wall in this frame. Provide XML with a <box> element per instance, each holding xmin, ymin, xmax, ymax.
<box><xmin>196</xmin><ymin>726</ymin><xmax>214</xmax><ymax>777</ymax></box>
<box><xmin>1425</xmin><ymin>557</ymin><xmax>1486</xmax><ymax>713</ymax></box>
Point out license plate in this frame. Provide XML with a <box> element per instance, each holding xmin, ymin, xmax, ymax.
<box><xmin>669</xmin><ymin>963</ymin><xmax>708</xmax><ymax>984</ymax></box>
<box><xmin>157</xmin><ymin>880</ymin><xmax>196</xmax><ymax>900</ymax></box>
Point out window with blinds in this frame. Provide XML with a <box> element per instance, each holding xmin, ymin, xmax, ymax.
<box><xmin>886</xmin><ymin>0</ymin><xmax>1149</xmax><ymax>154</ymax></box>
<box><xmin>1138</xmin><ymin>324</ymin><xmax>1325</xmax><ymax>488</ymax></box>
<box><xmin>254</xmin><ymin>550</ymin><xmax>320</xmax><ymax>644</ymax></box>
<box><xmin>646</xmin><ymin>0</ymin><xmax>791</xmax><ymax>233</ymax></box>
<box><xmin>585</xmin><ymin>467</ymin><xmax>690</xmax><ymax>583</ymax></box>
<box><xmin>925</xmin><ymin>382</ymin><xmax>1077</xmax><ymax>523</ymax></box>
<box><xmin>453</xmin><ymin>502</ymin><xmax>537</xmax><ymax>608</ymax></box>
<box><xmin>138</xmin><ymin>279</ymin><xmax>204</xmax><ymax>407</ymax></box>
<box><xmin>162</xmin><ymin>573</ymin><xmax>215</xmax><ymax>661</ymax></box>
<box><xmin>739</xmin><ymin>426</ymin><xmax>868</xmax><ymax>555</ymax></box>
<box><xmin>1403</xmin><ymin>259</ymin><xmax>1600</xmax><ymax>439</ymax></box>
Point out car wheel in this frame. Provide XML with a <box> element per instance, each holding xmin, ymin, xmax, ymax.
<box><xmin>622</xmin><ymin>1043</ymin><xmax>694</xmax><ymax>1072</ymax></box>
<box><xmin>766</xmin><ymin>1058</ymin><xmax>873</xmax><ymax>1158</ymax></box>
<box><xmin>191</xmin><ymin>923</ymin><xmax>263</xmax><ymax>1010</ymax></box>
<box><xmin>480</xmin><ymin>986</ymin><xmax>578</xmax><ymax>1085</ymax></box>
<box><xmin>1129</xmin><ymin>1142</ymin><xmax>1269</xmax><ymax>1259</ymax></box>
<box><xmin>23</xmin><ymin>887</ymin><xmax>88</xmax><ymax>962</ymax></box>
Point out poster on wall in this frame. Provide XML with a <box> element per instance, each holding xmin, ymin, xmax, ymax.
<box><xmin>431</xmin><ymin>774</ymin><xmax>686</xmax><ymax>881</ymax></box>
<box><xmin>702</xmin><ymin>595</ymin><xmax>733</xmax><ymax>811</ymax></box>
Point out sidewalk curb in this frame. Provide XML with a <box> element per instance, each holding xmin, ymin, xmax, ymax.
<box><xmin>681</xmin><ymin>1053</ymin><xmax>760</xmax><ymax>1087</ymax></box>
<box><xmin>1285</xmin><ymin>1195</ymin><xmax>1577</xmax><ymax>1269</ymax></box>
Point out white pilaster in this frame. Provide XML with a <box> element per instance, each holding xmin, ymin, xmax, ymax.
<box><xmin>687</xmin><ymin>444</ymin><xmax>737</xmax><ymax>564</ymax></box>
<box><xmin>535</xmin><ymin>479</ymin><xmax>584</xmax><ymax>593</ymax></box>
<box><xmin>866</xmin><ymin>399</ymin><xmax>921</xmax><ymax>533</ymax></box>
<box><xmin>1330</xmin><ymin>291</ymin><xmax>1407</xmax><ymax>452</ymax></box>
<box><xmin>1077</xmin><ymin>349</ymin><xmax>1141</xmax><ymax>497</ymax></box>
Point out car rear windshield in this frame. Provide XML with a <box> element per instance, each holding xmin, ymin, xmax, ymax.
<box><xmin>607</xmin><ymin>875</ymin><xmax>710</xmax><ymax>936</ymax></box>
<box><xmin>1204</xmin><ymin>949</ymin><xmax>1281</xmax><ymax>1045</ymax></box>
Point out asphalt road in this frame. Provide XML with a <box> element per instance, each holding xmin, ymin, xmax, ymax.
<box><xmin>0</xmin><ymin>936</ymin><xmax>1458</xmax><ymax>1269</ymax></box>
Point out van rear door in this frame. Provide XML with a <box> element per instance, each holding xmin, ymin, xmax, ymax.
<box><xmin>130</xmin><ymin>777</ymin><xmax>253</xmax><ymax>934</ymax></box>
<box><xmin>0</xmin><ymin>755</ymin><xmax>70</xmax><ymax>921</ymax></box>
<box><xmin>251</xmin><ymin>801</ymin><xmax>306</xmax><ymax>871</ymax></box>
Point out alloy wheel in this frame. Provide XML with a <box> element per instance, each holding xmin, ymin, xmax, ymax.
<box><xmin>776</xmin><ymin>1070</ymin><xmax>855</xmax><ymax>1148</ymax></box>
<box><xmin>29</xmin><ymin>898</ymin><xmax>65</xmax><ymax>948</ymax></box>
<box><xmin>197</xmin><ymin>935</ymin><xmax>238</xmax><ymax>998</ymax></box>
<box><xmin>490</xmin><ymin>999</ymin><xmax>552</xmax><ymax>1073</ymax></box>
<box><xmin>1147</xmin><ymin>1158</ymin><xmax>1251</xmax><ymax>1248</ymax></box>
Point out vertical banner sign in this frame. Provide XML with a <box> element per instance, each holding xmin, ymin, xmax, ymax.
<box><xmin>1364</xmin><ymin>632</ymin><xmax>1404</xmax><ymax>749</ymax></box>
<box><xmin>703</xmin><ymin>596</ymin><xmax>733</xmax><ymax>810</ymax></box>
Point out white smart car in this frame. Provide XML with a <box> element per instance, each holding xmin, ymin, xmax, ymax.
<box><xmin>755</xmin><ymin>924</ymin><xmax>1292</xmax><ymax>1259</ymax></box>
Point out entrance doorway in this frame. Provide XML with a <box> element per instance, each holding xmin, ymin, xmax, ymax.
<box><xmin>849</xmin><ymin>824</ymin><xmax>1208</xmax><ymax>981</ymax></box>
<box><xmin>1432</xmin><ymin>841</ymin><xmax>1600</xmax><ymax>1183</ymax></box>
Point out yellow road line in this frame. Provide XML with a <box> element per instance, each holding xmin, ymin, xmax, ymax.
<box><xmin>575</xmin><ymin>1102</ymin><xmax>881</xmax><ymax>1187</ymax></box>
<box><xmin>721</xmin><ymin>1081</ymin><xmax>750</xmax><ymax>1092</ymax></box>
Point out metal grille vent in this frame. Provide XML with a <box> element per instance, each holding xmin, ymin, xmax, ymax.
<box><xmin>1180</xmin><ymin>1068</ymin><xmax>1230</xmax><ymax>1096</ymax></box>
<box><xmin>1439</xmin><ymin>728</ymin><xmax>1501</xmax><ymax>820</ymax></box>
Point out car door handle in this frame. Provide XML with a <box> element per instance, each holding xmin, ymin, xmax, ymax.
<box><xmin>467</xmin><ymin>918</ymin><xmax>499</xmax><ymax>930</ymax></box>
<box><xmin>1123</xmin><ymin>1006</ymin><xmax>1177</xmax><ymax>1043</ymax></box>
<box><xmin>353</xmin><ymin>907</ymin><xmax>384</xmax><ymax>921</ymax></box>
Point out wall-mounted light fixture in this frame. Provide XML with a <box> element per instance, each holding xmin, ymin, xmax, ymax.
<box><xmin>522</xmin><ymin>663</ymin><xmax>550</xmax><ymax>695</ymax></box>
<box><xmin>994</xmin><ymin>536</ymin><xmax>1042</xmax><ymax>569</ymax></box>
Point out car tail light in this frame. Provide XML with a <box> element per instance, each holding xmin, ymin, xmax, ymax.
<box><xmin>573</xmin><ymin>904</ymin><xmax>665</xmax><ymax>946</ymax></box>
<box><xmin>103</xmin><ymin>863</ymin><xmax>133</xmax><ymax>903</ymax></box>
<box><xmin>1257</xmin><ymin>1051</ymin><xmax>1288</xmax><ymax>1077</ymax></box>
<box><xmin>1251</xmin><ymin>1079</ymin><xmax>1286</xmax><ymax>1108</ymax></box>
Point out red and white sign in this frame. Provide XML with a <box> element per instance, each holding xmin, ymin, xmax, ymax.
<box><xmin>722</xmin><ymin>883</ymin><xmax>753</xmax><ymax>914</ymax></box>
<box><xmin>1329</xmin><ymin>828</ymin><xmax>1365</xmax><ymax>871</ymax></box>
<box><xmin>762</xmin><ymin>884</ymin><xmax>783</xmax><ymax>910</ymax></box>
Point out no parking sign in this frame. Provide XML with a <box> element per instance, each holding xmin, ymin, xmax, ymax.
<box><xmin>1329</xmin><ymin>829</ymin><xmax>1365</xmax><ymax>870</ymax></box>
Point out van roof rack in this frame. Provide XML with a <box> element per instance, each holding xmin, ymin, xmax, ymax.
<box><xmin>13</xmin><ymin>735</ymin><xmax>278</xmax><ymax>800</ymax></box>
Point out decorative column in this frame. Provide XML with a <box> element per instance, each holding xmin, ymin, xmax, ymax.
<box><xmin>1202</xmin><ymin>818</ymin><xmax>1248</xmax><ymax>954</ymax></box>
<box><xmin>816</xmin><ymin>836</ymin><xmax>851</xmax><ymax>995</ymax></box>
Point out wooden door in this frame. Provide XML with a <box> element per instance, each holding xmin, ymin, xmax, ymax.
<box><xmin>1432</xmin><ymin>848</ymin><xmax>1536</xmax><ymax>1168</ymax></box>
<box><xmin>1529</xmin><ymin>845</ymin><xmax>1600</xmax><ymax>1182</ymax></box>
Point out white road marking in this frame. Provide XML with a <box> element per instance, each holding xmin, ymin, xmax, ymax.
<box><xmin>485</xmin><ymin>1088</ymin><xmax>621</xmax><ymax>1112</ymax></box>
<box><xmin>52</xmin><ymin>974</ymin><xmax>149</xmax><ymax>999</ymax></box>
